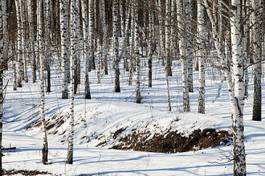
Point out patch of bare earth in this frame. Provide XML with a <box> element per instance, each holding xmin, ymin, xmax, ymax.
<box><xmin>111</xmin><ymin>128</ymin><xmax>232</xmax><ymax>153</ymax></box>
<box><xmin>3</xmin><ymin>169</ymin><xmax>51</xmax><ymax>175</ymax></box>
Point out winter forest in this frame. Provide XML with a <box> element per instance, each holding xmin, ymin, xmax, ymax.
<box><xmin>0</xmin><ymin>0</ymin><xmax>265</xmax><ymax>175</ymax></box>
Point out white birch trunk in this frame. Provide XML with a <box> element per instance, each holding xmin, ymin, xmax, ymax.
<box><xmin>113</xmin><ymin>0</ymin><xmax>121</xmax><ymax>92</ymax></box>
<box><xmin>82</xmin><ymin>0</ymin><xmax>91</xmax><ymax>99</ymax></box>
<box><xmin>148</xmin><ymin>2</ymin><xmax>154</xmax><ymax>88</ymax></box>
<box><xmin>15</xmin><ymin>0</ymin><xmax>23</xmax><ymax>87</ymax></box>
<box><xmin>197</xmin><ymin>0</ymin><xmax>206</xmax><ymax>114</ymax></box>
<box><xmin>0</xmin><ymin>0</ymin><xmax>4</xmax><ymax>172</ymax></box>
<box><xmin>27</xmin><ymin>0</ymin><xmax>37</xmax><ymax>83</ymax></box>
<box><xmin>60</xmin><ymin>0</ymin><xmax>70</xmax><ymax>99</ymax></box>
<box><xmin>128</xmin><ymin>0</ymin><xmax>135</xmax><ymax>86</ymax></box>
<box><xmin>185</xmin><ymin>0</ymin><xmax>193</xmax><ymax>92</ymax></box>
<box><xmin>67</xmin><ymin>0</ymin><xmax>78</xmax><ymax>164</ymax></box>
<box><xmin>21</xmin><ymin>2</ymin><xmax>28</xmax><ymax>83</ymax></box>
<box><xmin>230</xmin><ymin>0</ymin><xmax>247</xmax><ymax>174</ymax></box>
<box><xmin>251</xmin><ymin>0</ymin><xmax>262</xmax><ymax>121</ymax></box>
<box><xmin>37</xmin><ymin>0</ymin><xmax>49</xmax><ymax>164</ymax></box>
<box><xmin>165</xmin><ymin>0</ymin><xmax>172</xmax><ymax>76</ymax></box>
<box><xmin>177</xmin><ymin>0</ymin><xmax>190</xmax><ymax>112</ymax></box>
<box><xmin>88</xmin><ymin>0</ymin><xmax>95</xmax><ymax>71</ymax></box>
<box><xmin>101</xmin><ymin>0</ymin><xmax>108</xmax><ymax>75</ymax></box>
<box><xmin>134</xmin><ymin>0</ymin><xmax>141</xmax><ymax>103</ymax></box>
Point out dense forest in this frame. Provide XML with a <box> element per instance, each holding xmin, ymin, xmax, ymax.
<box><xmin>0</xmin><ymin>0</ymin><xmax>265</xmax><ymax>175</ymax></box>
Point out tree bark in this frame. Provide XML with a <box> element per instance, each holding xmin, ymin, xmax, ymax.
<box><xmin>113</xmin><ymin>0</ymin><xmax>121</xmax><ymax>92</ymax></box>
<box><xmin>230</xmin><ymin>0</ymin><xmax>247</xmax><ymax>174</ymax></box>
<box><xmin>197</xmin><ymin>0</ymin><xmax>206</xmax><ymax>114</ymax></box>
<box><xmin>60</xmin><ymin>0</ymin><xmax>70</xmax><ymax>99</ymax></box>
<box><xmin>251</xmin><ymin>0</ymin><xmax>262</xmax><ymax>121</ymax></box>
<box><xmin>67</xmin><ymin>0</ymin><xmax>78</xmax><ymax>164</ymax></box>
<box><xmin>82</xmin><ymin>0</ymin><xmax>91</xmax><ymax>99</ymax></box>
<box><xmin>177</xmin><ymin>0</ymin><xmax>190</xmax><ymax>112</ymax></box>
<box><xmin>37</xmin><ymin>0</ymin><xmax>49</xmax><ymax>164</ymax></box>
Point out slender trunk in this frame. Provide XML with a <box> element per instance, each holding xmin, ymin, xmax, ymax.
<box><xmin>15</xmin><ymin>0</ymin><xmax>23</xmax><ymax>87</ymax></box>
<box><xmin>134</xmin><ymin>0</ymin><xmax>141</xmax><ymax>103</ymax></box>
<box><xmin>45</xmin><ymin>0</ymin><xmax>51</xmax><ymax>93</ymax></box>
<box><xmin>0</xmin><ymin>0</ymin><xmax>5</xmax><ymax>172</ymax></box>
<box><xmin>21</xmin><ymin>2</ymin><xmax>28</xmax><ymax>83</ymax></box>
<box><xmin>158</xmin><ymin>0</ymin><xmax>165</xmax><ymax>66</ymax></box>
<box><xmin>231</xmin><ymin>0</ymin><xmax>246</xmax><ymax>174</ymax></box>
<box><xmin>101</xmin><ymin>0</ymin><xmax>108</xmax><ymax>75</ymax></box>
<box><xmin>113</xmin><ymin>0</ymin><xmax>121</xmax><ymax>92</ymax></box>
<box><xmin>128</xmin><ymin>0</ymin><xmax>135</xmax><ymax>86</ymax></box>
<box><xmin>148</xmin><ymin>6</ymin><xmax>153</xmax><ymax>88</ymax></box>
<box><xmin>60</xmin><ymin>0</ymin><xmax>69</xmax><ymax>99</ymax></box>
<box><xmin>89</xmin><ymin>0</ymin><xmax>95</xmax><ymax>71</ymax></box>
<box><xmin>165</xmin><ymin>0</ymin><xmax>172</xmax><ymax>76</ymax></box>
<box><xmin>177</xmin><ymin>0</ymin><xmax>190</xmax><ymax>112</ymax></box>
<box><xmin>186</xmin><ymin>0</ymin><xmax>193</xmax><ymax>92</ymax></box>
<box><xmin>67</xmin><ymin>0</ymin><xmax>78</xmax><ymax>164</ymax></box>
<box><xmin>251</xmin><ymin>0</ymin><xmax>262</xmax><ymax>121</ymax></box>
<box><xmin>13</xmin><ymin>61</ymin><xmax>17</xmax><ymax>91</ymax></box>
<box><xmin>37</xmin><ymin>0</ymin><xmax>48</xmax><ymax>164</ymax></box>
<box><xmin>82</xmin><ymin>0</ymin><xmax>91</xmax><ymax>99</ymax></box>
<box><xmin>197</xmin><ymin>0</ymin><xmax>206</xmax><ymax>114</ymax></box>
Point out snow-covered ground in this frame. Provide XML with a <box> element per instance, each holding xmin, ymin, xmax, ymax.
<box><xmin>2</xmin><ymin>60</ymin><xmax>265</xmax><ymax>175</ymax></box>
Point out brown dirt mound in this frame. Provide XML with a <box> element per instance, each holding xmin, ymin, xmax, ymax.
<box><xmin>3</xmin><ymin>169</ymin><xmax>51</xmax><ymax>175</ymax></box>
<box><xmin>112</xmin><ymin>128</ymin><xmax>232</xmax><ymax>153</ymax></box>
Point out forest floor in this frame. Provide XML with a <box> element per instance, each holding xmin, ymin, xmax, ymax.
<box><xmin>2</xmin><ymin>59</ymin><xmax>265</xmax><ymax>175</ymax></box>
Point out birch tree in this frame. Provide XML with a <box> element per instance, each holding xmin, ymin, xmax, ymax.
<box><xmin>177</xmin><ymin>0</ymin><xmax>190</xmax><ymax>112</ymax></box>
<box><xmin>197</xmin><ymin>0</ymin><xmax>206</xmax><ymax>114</ymax></box>
<box><xmin>185</xmin><ymin>0</ymin><xmax>193</xmax><ymax>92</ymax></box>
<box><xmin>15</xmin><ymin>0</ymin><xmax>24</xmax><ymax>87</ymax></box>
<box><xmin>60</xmin><ymin>0</ymin><xmax>70</xmax><ymax>99</ymax></box>
<box><xmin>165</xmin><ymin>0</ymin><xmax>172</xmax><ymax>77</ymax></box>
<box><xmin>202</xmin><ymin>0</ymin><xmax>247</xmax><ymax>173</ymax></box>
<box><xmin>0</xmin><ymin>0</ymin><xmax>6</xmax><ymax>172</ymax></box>
<box><xmin>101</xmin><ymin>0</ymin><xmax>109</xmax><ymax>75</ymax></box>
<box><xmin>148</xmin><ymin>1</ymin><xmax>154</xmax><ymax>88</ymax></box>
<box><xmin>37</xmin><ymin>0</ymin><xmax>49</xmax><ymax>164</ymax></box>
<box><xmin>27</xmin><ymin>0</ymin><xmax>37</xmax><ymax>83</ymax></box>
<box><xmin>88</xmin><ymin>0</ymin><xmax>95</xmax><ymax>71</ymax></box>
<box><xmin>67</xmin><ymin>0</ymin><xmax>78</xmax><ymax>164</ymax></box>
<box><xmin>230</xmin><ymin>0</ymin><xmax>247</xmax><ymax>174</ymax></box>
<box><xmin>113</xmin><ymin>0</ymin><xmax>121</xmax><ymax>92</ymax></box>
<box><xmin>251</xmin><ymin>0</ymin><xmax>262</xmax><ymax>121</ymax></box>
<box><xmin>82</xmin><ymin>0</ymin><xmax>91</xmax><ymax>99</ymax></box>
<box><xmin>21</xmin><ymin>2</ymin><xmax>28</xmax><ymax>83</ymax></box>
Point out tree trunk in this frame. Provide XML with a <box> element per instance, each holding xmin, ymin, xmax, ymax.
<box><xmin>88</xmin><ymin>0</ymin><xmax>95</xmax><ymax>71</ymax></box>
<box><xmin>185</xmin><ymin>0</ymin><xmax>193</xmax><ymax>92</ymax></box>
<box><xmin>67</xmin><ymin>0</ymin><xmax>78</xmax><ymax>164</ymax></box>
<box><xmin>82</xmin><ymin>0</ymin><xmax>91</xmax><ymax>99</ymax></box>
<box><xmin>177</xmin><ymin>0</ymin><xmax>190</xmax><ymax>112</ymax></box>
<box><xmin>21</xmin><ymin>2</ymin><xmax>28</xmax><ymax>83</ymax></box>
<box><xmin>15</xmin><ymin>0</ymin><xmax>24</xmax><ymax>87</ymax></box>
<box><xmin>101</xmin><ymin>0</ymin><xmax>108</xmax><ymax>75</ymax></box>
<box><xmin>37</xmin><ymin>0</ymin><xmax>49</xmax><ymax>164</ymax></box>
<box><xmin>197</xmin><ymin>0</ymin><xmax>206</xmax><ymax>114</ymax></box>
<box><xmin>0</xmin><ymin>0</ymin><xmax>5</xmax><ymax>172</ymax></box>
<box><xmin>251</xmin><ymin>0</ymin><xmax>262</xmax><ymax>121</ymax></box>
<box><xmin>165</xmin><ymin>0</ymin><xmax>172</xmax><ymax>77</ymax></box>
<box><xmin>60</xmin><ymin>0</ymin><xmax>70</xmax><ymax>99</ymax></box>
<box><xmin>113</xmin><ymin>0</ymin><xmax>121</xmax><ymax>92</ymax></box>
<box><xmin>230</xmin><ymin>0</ymin><xmax>247</xmax><ymax>174</ymax></box>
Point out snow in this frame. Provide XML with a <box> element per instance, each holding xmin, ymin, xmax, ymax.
<box><xmin>2</xmin><ymin>60</ymin><xmax>265</xmax><ymax>175</ymax></box>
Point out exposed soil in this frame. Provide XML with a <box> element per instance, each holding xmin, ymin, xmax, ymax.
<box><xmin>112</xmin><ymin>128</ymin><xmax>232</xmax><ymax>153</ymax></box>
<box><xmin>3</xmin><ymin>169</ymin><xmax>51</xmax><ymax>175</ymax></box>
<box><xmin>27</xmin><ymin>113</ymin><xmax>66</xmax><ymax>135</ymax></box>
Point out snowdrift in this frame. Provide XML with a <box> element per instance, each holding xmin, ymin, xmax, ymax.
<box><xmin>27</xmin><ymin>101</ymin><xmax>232</xmax><ymax>153</ymax></box>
